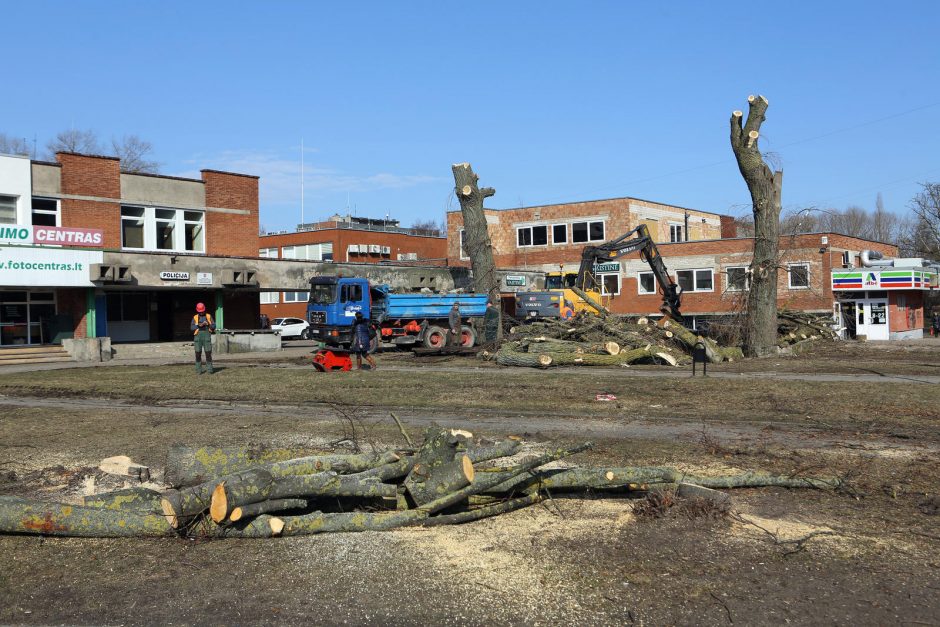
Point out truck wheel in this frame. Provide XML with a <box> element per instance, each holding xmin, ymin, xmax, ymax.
<box><xmin>460</xmin><ymin>325</ymin><xmax>477</xmax><ymax>348</ymax></box>
<box><xmin>423</xmin><ymin>325</ymin><xmax>447</xmax><ymax>349</ymax></box>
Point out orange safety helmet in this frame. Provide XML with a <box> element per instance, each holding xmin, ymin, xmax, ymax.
<box><xmin>196</xmin><ymin>302</ymin><xmax>206</xmax><ymax>313</ymax></box>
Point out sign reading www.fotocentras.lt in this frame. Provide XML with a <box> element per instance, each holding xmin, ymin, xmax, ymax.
<box><xmin>0</xmin><ymin>246</ymin><xmax>104</xmax><ymax>287</ymax></box>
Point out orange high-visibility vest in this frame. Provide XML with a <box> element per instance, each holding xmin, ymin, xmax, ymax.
<box><xmin>193</xmin><ymin>313</ymin><xmax>214</xmax><ymax>335</ymax></box>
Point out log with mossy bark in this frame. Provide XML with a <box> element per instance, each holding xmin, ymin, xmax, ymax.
<box><xmin>83</xmin><ymin>487</ymin><xmax>162</xmax><ymax>513</ymax></box>
<box><xmin>403</xmin><ymin>428</ymin><xmax>473</xmax><ymax>506</ymax></box>
<box><xmin>209</xmin><ymin>468</ymin><xmax>399</xmax><ymax>523</ymax></box>
<box><xmin>278</xmin><ymin>442</ymin><xmax>593</xmax><ymax>536</ymax></box>
<box><xmin>230</xmin><ymin>499</ymin><xmax>307</xmax><ymax>522</ymax></box>
<box><xmin>496</xmin><ymin>342</ymin><xmax>678</xmax><ymax>368</ymax></box>
<box><xmin>164</xmin><ymin>445</ymin><xmax>401</xmax><ymax>488</ymax></box>
<box><xmin>0</xmin><ymin>496</ymin><xmax>175</xmax><ymax>538</ymax></box>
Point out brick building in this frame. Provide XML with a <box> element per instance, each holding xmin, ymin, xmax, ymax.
<box><xmin>0</xmin><ymin>151</ymin><xmax>261</xmax><ymax>346</ymax></box>
<box><xmin>447</xmin><ymin>196</ymin><xmax>733</xmax><ymax>270</ymax></box>
<box><xmin>258</xmin><ymin>214</ymin><xmax>446</xmax><ymax>319</ymax></box>
<box><xmin>445</xmin><ymin>195</ymin><xmax>938</xmax><ymax>339</ymax></box>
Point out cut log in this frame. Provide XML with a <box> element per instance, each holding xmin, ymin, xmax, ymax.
<box><xmin>403</xmin><ymin>428</ymin><xmax>473</xmax><ymax>506</ymax></box>
<box><xmin>208</xmin><ymin>468</ymin><xmax>277</xmax><ymax>523</ymax></box>
<box><xmin>538</xmin><ymin>354</ymin><xmax>553</xmax><ymax>367</ymax></box>
<box><xmin>83</xmin><ymin>487</ymin><xmax>162</xmax><ymax>513</ymax></box>
<box><xmin>279</xmin><ymin>442</ymin><xmax>593</xmax><ymax>536</ymax></box>
<box><xmin>0</xmin><ymin>496</ymin><xmax>174</xmax><ymax>538</ymax></box>
<box><xmin>230</xmin><ymin>499</ymin><xmax>307</xmax><ymax>522</ymax></box>
<box><xmin>201</xmin><ymin>514</ymin><xmax>285</xmax><ymax>538</ymax></box>
<box><xmin>405</xmin><ymin>454</ymin><xmax>475</xmax><ymax>506</ymax></box>
<box><xmin>571</xmin><ymin>286</ymin><xmax>609</xmax><ymax>316</ymax></box>
<box><xmin>654</xmin><ymin>352</ymin><xmax>678</xmax><ymax>366</ymax></box>
<box><xmin>211</xmin><ymin>470</ymin><xmax>398</xmax><ymax>522</ymax></box>
<box><xmin>604</xmin><ymin>341</ymin><xmax>621</xmax><ymax>356</ymax></box>
<box><xmin>164</xmin><ymin>445</ymin><xmax>397</xmax><ymax>488</ymax></box>
<box><xmin>481</xmin><ymin>466</ymin><xmax>678</xmax><ymax>493</ymax></box>
<box><xmin>467</xmin><ymin>439</ymin><xmax>521</xmax><ymax>463</ymax></box>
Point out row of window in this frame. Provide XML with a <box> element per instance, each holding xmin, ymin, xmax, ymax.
<box><xmin>0</xmin><ymin>196</ymin><xmax>61</xmax><ymax>227</ymax></box>
<box><xmin>260</xmin><ymin>291</ymin><xmax>310</xmax><ymax>304</ymax></box>
<box><xmin>631</xmin><ymin>264</ymin><xmax>810</xmax><ymax>296</ymax></box>
<box><xmin>515</xmin><ymin>219</ymin><xmax>606</xmax><ymax>248</ymax></box>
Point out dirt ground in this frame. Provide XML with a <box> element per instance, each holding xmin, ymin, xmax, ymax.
<box><xmin>1</xmin><ymin>342</ymin><xmax>939</xmax><ymax>625</ymax></box>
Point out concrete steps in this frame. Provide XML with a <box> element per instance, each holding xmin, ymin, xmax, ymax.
<box><xmin>0</xmin><ymin>345</ymin><xmax>74</xmax><ymax>365</ymax></box>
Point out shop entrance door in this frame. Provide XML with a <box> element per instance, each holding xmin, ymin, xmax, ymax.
<box><xmin>0</xmin><ymin>291</ymin><xmax>57</xmax><ymax>346</ymax></box>
<box><xmin>856</xmin><ymin>299</ymin><xmax>889</xmax><ymax>340</ymax></box>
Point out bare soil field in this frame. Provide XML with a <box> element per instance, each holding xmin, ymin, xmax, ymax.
<box><xmin>1</xmin><ymin>342</ymin><xmax>938</xmax><ymax>625</ymax></box>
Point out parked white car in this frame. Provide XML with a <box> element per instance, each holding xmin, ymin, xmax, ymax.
<box><xmin>271</xmin><ymin>317</ymin><xmax>311</xmax><ymax>339</ymax></box>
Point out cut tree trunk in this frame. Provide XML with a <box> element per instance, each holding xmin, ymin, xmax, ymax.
<box><xmin>405</xmin><ymin>454</ymin><xmax>475</xmax><ymax>506</ymax></box>
<box><xmin>229</xmin><ymin>499</ymin><xmax>308</xmax><ymax>522</ymax></box>
<box><xmin>83</xmin><ymin>487</ymin><xmax>162</xmax><ymax>513</ymax></box>
<box><xmin>164</xmin><ymin>445</ymin><xmax>398</xmax><ymax>487</ymax></box>
<box><xmin>676</xmin><ymin>482</ymin><xmax>733</xmax><ymax>508</ymax></box>
<box><xmin>452</xmin><ymin>163</ymin><xmax>500</xmax><ymax>337</ymax></box>
<box><xmin>730</xmin><ymin>94</ymin><xmax>783</xmax><ymax>357</ymax></box>
<box><xmin>99</xmin><ymin>455</ymin><xmax>151</xmax><ymax>482</ymax></box>
<box><xmin>571</xmin><ymin>286</ymin><xmax>610</xmax><ymax>316</ymax></box>
<box><xmin>210</xmin><ymin>470</ymin><xmax>398</xmax><ymax>523</ymax></box>
<box><xmin>466</xmin><ymin>439</ymin><xmax>521</xmax><ymax>463</ymax></box>
<box><xmin>0</xmin><ymin>496</ymin><xmax>174</xmax><ymax>538</ymax></box>
<box><xmin>403</xmin><ymin>428</ymin><xmax>473</xmax><ymax>506</ymax></box>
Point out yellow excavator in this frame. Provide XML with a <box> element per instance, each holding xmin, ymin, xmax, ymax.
<box><xmin>515</xmin><ymin>223</ymin><xmax>684</xmax><ymax>323</ymax></box>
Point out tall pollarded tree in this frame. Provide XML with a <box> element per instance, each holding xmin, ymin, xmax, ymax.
<box><xmin>730</xmin><ymin>95</ymin><xmax>783</xmax><ymax>357</ymax></box>
<box><xmin>451</xmin><ymin>163</ymin><xmax>501</xmax><ymax>337</ymax></box>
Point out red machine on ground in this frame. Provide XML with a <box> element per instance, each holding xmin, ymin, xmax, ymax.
<box><xmin>311</xmin><ymin>348</ymin><xmax>353</xmax><ymax>372</ymax></box>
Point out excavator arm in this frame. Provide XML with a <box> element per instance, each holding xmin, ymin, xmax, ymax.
<box><xmin>575</xmin><ymin>224</ymin><xmax>683</xmax><ymax>322</ymax></box>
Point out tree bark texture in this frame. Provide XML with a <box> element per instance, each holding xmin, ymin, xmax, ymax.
<box><xmin>403</xmin><ymin>428</ymin><xmax>473</xmax><ymax>506</ymax></box>
<box><xmin>164</xmin><ymin>445</ymin><xmax>398</xmax><ymax>488</ymax></box>
<box><xmin>466</xmin><ymin>439</ymin><xmax>521</xmax><ymax>463</ymax></box>
<box><xmin>0</xmin><ymin>496</ymin><xmax>174</xmax><ymax>538</ymax></box>
<box><xmin>730</xmin><ymin>95</ymin><xmax>783</xmax><ymax>357</ymax></box>
<box><xmin>83</xmin><ymin>487</ymin><xmax>162</xmax><ymax>513</ymax></box>
<box><xmin>452</xmin><ymin>163</ymin><xmax>501</xmax><ymax>337</ymax></box>
<box><xmin>210</xmin><ymin>470</ymin><xmax>398</xmax><ymax>522</ymax></box>
<box><xmin>419</xmin><ymin>493</ymin><xmax>543</xmax><ymax>527</ymax></box>
<box><xmin>230</xmin><ymin>499</ymin><xmax>307</xmax><ymax>522</ymax></box>
<box><xmin>405</xmin><ymin>454</ymin><xmax>474</xmax><ymax>506</ymax></box>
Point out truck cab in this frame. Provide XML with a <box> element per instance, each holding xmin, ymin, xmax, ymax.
<box><xmin>306</xmin><ymin>276</ymin><xmax>377</xmax><ymax>345</ymax></box>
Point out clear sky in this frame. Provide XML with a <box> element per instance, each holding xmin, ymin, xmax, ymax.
<box><xmin>3</xmin><ymin>1</ymin><xmax>938</xmax><ymax>232</ymax></box>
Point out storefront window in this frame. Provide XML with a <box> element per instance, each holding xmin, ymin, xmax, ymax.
<box><xmin>0</xmin><ymin>291</ymin><xmax>58</xmax><ymax>346</ymax></box>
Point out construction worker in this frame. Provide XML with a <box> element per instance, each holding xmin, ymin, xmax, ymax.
<box><xmin>191</xmin><ymin>302</ymin><xmax>216</xmax><ymax>374</ymax></box>
<box><xmin>483</xmin><ymin>300</ymin><xmax>500</xmax><ymax>348</ymax></box>
<box><xmin>448</xmin><ymin>302</ymin><xmax>461</xmax><ymax>348</ymax></box>
<box><xmin>350</xmin><ymin>311</ymin><xmax>377</xmax><ymax>370</ymax></box>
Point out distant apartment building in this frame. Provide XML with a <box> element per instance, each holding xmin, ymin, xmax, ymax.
<box><xmin>258</xmin><ymin>214</ymin><xmax>447</xmax><ymax>319</ymax></box>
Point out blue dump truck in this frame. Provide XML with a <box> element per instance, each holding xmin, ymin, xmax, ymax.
<box><xmin>306</xmin><ymin>276</ymin><xmax>488</xmax><ymax>349</ymax></box>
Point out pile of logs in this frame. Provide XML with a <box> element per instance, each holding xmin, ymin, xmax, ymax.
<box><xmin>492</xmin><ymin>313</ymin><xmax>743</xmax><ymax>369</ymax></box>
<box><xmin>777</xmin><ymin>310</ymin><xmax>839</xmax><ymax>348</ymax></box>
<box><xmin>0</xmin><ymin>428</ymin><xmax>841</xmax><ymax>538</ymax></box>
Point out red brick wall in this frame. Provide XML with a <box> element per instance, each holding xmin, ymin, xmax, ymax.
<box><xmin>57</xmin><ymin>288</ymin><xmax>88</xmax><ymax>339</ymax></box>
<box><xmin>202</xmin><ymin>170</ymin><xmax>260</xmax><ymax>257</ymax></box>
<box><xmin>260</xmin><ymin>229</ymin><xmax>446</xmax><ymax>263</ymax></box>
<box><xmin>260</xmin><ymin>302</ymin><xmax>307</xmax><ymax>321</ymax></box>
<box><xmin>446</xmin><ymin>197</ymin><xmax>723</xmax><ymax>268</ymax></box>
<box><xmin>57</xmin><ymin>153</ymin><xmax>123</xmax><ymax>248</ymax></box>
<box><xmin>720</xmin><ymin>215</ymin><xmax>738</xmax><ymax>238</ymax></box>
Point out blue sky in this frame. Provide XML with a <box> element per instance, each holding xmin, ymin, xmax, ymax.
<box><xmin>3</xmin><ymin>1</ymin><xmax>938</xmax><ymax>232</ymax></box>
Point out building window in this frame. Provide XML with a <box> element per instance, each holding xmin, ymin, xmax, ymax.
<box><xmin>458</xmin><ymin>229</ymin><xmax>468</xmax><ymax>259</ymax></box>
<box><xmin>120</xmin><ymin>206</ymin><xmax>205</xmax><ymax>252</ymax></box>
<box><xmin>599</xmin><ymin>273</ymin><xmax>621</xmax><ymax>296</ymax></box>
<box><xmin>184</xmin><ymin>211</ymin><xmax>205</xmax><ymax>252</ymax></box>
<box><xmin>283</xmin><ymin>291</ymin><xmax>310</xmax><ymax>303</ymax></box>
<box><xmin>726</xmin><ymin>266</ymin><xmax>750</xmax><ymax>291</ymax></box>
<box><xmin>788</xmin><ymin>263</ymin><xmax>810</xmax><ymax>289</ymax></box>
<box><xmin>259</xmin><ymin>247</ymin><xmax>279</xmax><ymax>258</ymax></box>
<box><xmin>572</xmin><ymin>220</ymin><xmax>605</xmax><ymax>243</ymax></box>
<box><xmin>0</xmin><ymin>195</ymin><xmax>17</xmax><ymax>224</ymax></box>
<box><xmin>517</xmin><ymin>225</ymin><xmax>548</xmax><ymax>247</ymax></box>
<box><xmin>121</xmin><ymin>206</ymin><xmax>145</xmax><ymax>249</ymax></box>
<box><xmin>638</xmin><ymin>271</ymin><xmax>656</xmax><ymax>295</ymax></box>
<box><xmin>31</xmin><ymin>197</ymin><xmax>58</xmax><ymax>227</ymax></box>
<box><xmin>260</xmin><ymin>292</ymin><xmax>280</xmax><ymax>304</ymax></box>
<box><xmin>552</xmin><ymin>224</ymin><xmax>567</xmax><ymax>245</ymax></box>
<box><xmin>670</xmin><ymin>223</ymin><xmax>683</xmax><ymax>243</ymax></box>
<box><xmin>677</xmin><ymin>269</ymin><xmax>714</xmax><ymax>292</ymax></box>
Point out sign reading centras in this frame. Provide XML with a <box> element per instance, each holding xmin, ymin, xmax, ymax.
<box><xmin>0</xmin><ymin>225</ymin><xmax>105</xmax><ymax>247</ymax></box>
